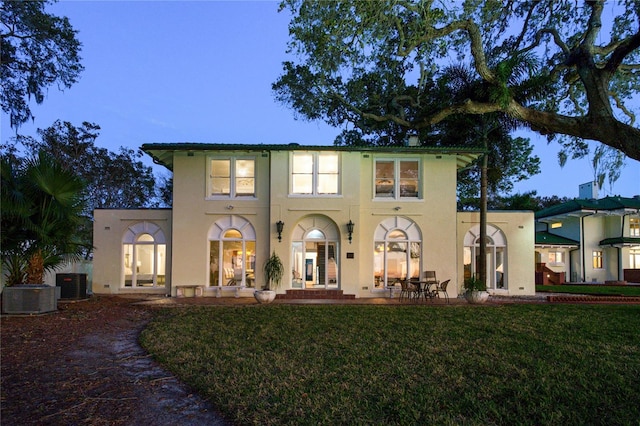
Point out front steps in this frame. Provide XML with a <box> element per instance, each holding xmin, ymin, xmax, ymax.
<box><xmin>276</xmin><ymin>289</ymin><xmax>356</xmax><ymax>300</ymax></box>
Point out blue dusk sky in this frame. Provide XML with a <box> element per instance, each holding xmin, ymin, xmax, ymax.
<box><xmin>1</xmin><ymin>0</ymin><xmax>638</xmax><ymax>199</ymax></box>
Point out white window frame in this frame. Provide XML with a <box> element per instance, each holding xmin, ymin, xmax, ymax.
<box><xmin>122</xmin><ymin>222</ymin><xmax>167</xmax><ymax>289</ymax></box>
<box><xmin>291</xmin><ymin>216</ymin><xmax>340</xmax><ymax>289</ymax></box>
<box><xmin>207</xmin><ymin>156</ymin><xmax>256</xmax><ymax>199</ymax></box>
<box><xmin>463</xmin><ymin>224</ymin><xmax>508</xmax><ymax>290</ymax></box>
<box><xmin>630</xmin><ymin>217</ymin><xmax>640</xmax><ymax>237</ymax></box>
<box><xmin>548</xmin><ymin>250</ymin><xmax>564</xmax><ymax>265</ymax></box>
<box><xmin>630</xmin><ymin>248</ymin><xmax>640</xmax><ymax>269</ymax></box>
<box><xmin>290</xmin><ymin>151</ymin><xmax>340</xmax><ymax>196</ymax></box>
<box><xmin>208</xmin><ymin>216</ymin><xmax>256</xmax><ymax>288</ymax></box>
<box><xmin>373</xmin><ymin>217</ymin><xmax>422</xmax><ymax>290</ymax></box>
<box><xmin>592</xmin><ymin>250</ymin><xmax>603</xmax><ymax>269</ymax></box>
<box><xmin>374</xmin><ymin>158</ymin><xmax>421</xmax><ymax>200</ymax></box>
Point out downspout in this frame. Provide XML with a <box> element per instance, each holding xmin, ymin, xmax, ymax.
<box><xmin>581</xmin><ymin>211</ymin><xmax>597</xmax><ymax>282</ymax></box>
<box><xmin>618</xmin><ymin>215</ymin><xmax>628</xmax><ymax>281</ymax></box>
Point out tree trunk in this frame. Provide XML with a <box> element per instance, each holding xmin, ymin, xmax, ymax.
<box><xmin>479</xmin><ymin>152</ymin><xmax>488</xmax><ymax>288</ymax></box>
<box><xmin>508</xmin><ymin>101</ymin><xmax>640</xmax><ymax>161</ymax></box>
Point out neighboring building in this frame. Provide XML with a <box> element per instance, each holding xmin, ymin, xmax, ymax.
<box><xmin>92</xmin><ymin>143</ymin><xmax>535</xmax><ymax>299</ymax></box>
<box><xmin>535</xmin><ymin>187</ymin><xmax>640</xmax><ymax>284</ymax></box>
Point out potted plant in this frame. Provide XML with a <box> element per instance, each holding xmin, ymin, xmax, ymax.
<box><xmin>1</xmin><ymin>152</ymin><xmax>89</xmax><ymax>314</ymax></box>
<box><xmin>463</xmin><ymin>275</ymin><xmax>489</xmax><ymax>304</ymax></box>
<box><xmin>254</xmin><ymin>251</ymin><xmax>284</xmax><ymax>304</ymax></box>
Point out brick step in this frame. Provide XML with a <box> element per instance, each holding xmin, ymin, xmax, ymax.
<box><xmin>276</xmin><ymin>289</ymin><xmax>356</xmax><ymax>300</ymax></box>
<box><xmin>547</xmin><ymin>295</ymin><xmax>640</xmax><ymax>304</ymax></box>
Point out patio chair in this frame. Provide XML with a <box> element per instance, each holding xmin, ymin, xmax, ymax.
<box><xmin>419</xmin><ymin>271</ymin><xmax>439</xmax><ymax>301</ymax></box>
<box><xmin>423</xmin><ymin>270</ymin><xmax>437</xmax><ymax>283</ymax></box>
<box><xmin>433</xmin><ymin>279</ymin><xmax>450</xmax><ymax>304</ymax></box>
<box><xmin>399</xmin><ymin>279</ymin><xmax>418</xmax><ymax>301</ymax></box>
<box><xmin>224</xmin><ymin>268</ymin><xmax>236</xmax><ymax>285</ymax></box>
<box><xmin>233</xmin><ymin>268</ymin><xmax>244</xmax><ymax>286</ymax></box>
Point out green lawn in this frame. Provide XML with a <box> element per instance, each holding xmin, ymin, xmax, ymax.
<box><xmin>140</xmin><ymin>304</ymin><xmax>640</xmax><ymax>425</ymax></box>
<box><xmin>536</xmin><ymin>284</ymin><xmax>640</xmax><ymax>296</ymax></box>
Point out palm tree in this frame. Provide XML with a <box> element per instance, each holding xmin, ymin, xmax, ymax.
<box><xmin>438</xmin><ymin>55</ymin><xmax>548</xmax><ymax>288</ymax></box>
<box><xmin>1</xmin><ymin>151</ymin><xmax>90</xmax><ymax>285</ymax></box>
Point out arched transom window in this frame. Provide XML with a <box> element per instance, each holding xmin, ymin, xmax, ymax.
<box><xmin>373</xmin><ymin>217</ymin><xmax>422</xmax><ymax>289</ymax></box>
<box><xmin>122</xmin><ymin>222</ymin><xmax>166</xmax><ymax>288</ymax></box>
<box><xmin>291</xmin><ymin>216</ymin><xmax>339</xmax><ymax>289</ymax></box>
<box><xmin>208</xmin><ymin>216</ymin><xmax>256</xmax><ymax>288</ymax></box>
<box><xmin>463</xmin><ymin>224</ymin><xmax>507</xmax><ymax>290</ymax></box>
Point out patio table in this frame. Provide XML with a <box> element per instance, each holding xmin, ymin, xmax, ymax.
<box><xmin>411</xmin><ymin>279</ymin><xmax>439</xmax><ymax>301</ymax></box>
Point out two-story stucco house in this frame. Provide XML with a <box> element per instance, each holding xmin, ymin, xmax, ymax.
<box><xmin>535</xmin><ymin>184</ymin><xmax>640</xmax><ymax>284</ymax></box>
<box><xmin>92</xmin><ymin>143</ymin><xmax>535</xmax><ymax>299</ymax></box>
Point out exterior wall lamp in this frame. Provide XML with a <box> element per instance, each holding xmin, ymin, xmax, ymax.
<box><xmin>276</xmin><ymin>220</ymin><xmax>284</xmax><ymax>242</ymax></box>
<box><xmin>346</xmin><ymin>220</ymin><xmax>355</xmax><ymax>244</ymax></box>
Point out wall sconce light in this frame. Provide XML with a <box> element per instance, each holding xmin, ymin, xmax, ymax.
<box><xmin>276</xmin><ymin>220</ymin><xmax>284</xmax><ymax>242</ymax></box>
<box><xmin>346</xmin><ymin>220</ymin><xmax>355</xmax><ymax>244</ymax></box>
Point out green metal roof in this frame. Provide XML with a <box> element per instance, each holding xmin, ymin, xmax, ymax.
<box><xmin>141</xmin><ymin>142</ymin><xmax>485</xmax><ymax>171</ymax></box>
<box><xmin>599</xmin><ymin>237</ymin><xmax>640</xmax><ymax>247</ymax></box>
<box><xmin>535</xmin><ymin>231</ymin><xmax>579</xmax><ymax>247</ymax></box>
<box><xmin>535</xmin><ymin>196</ymin><xmax>640</xmax><ymax>220</ymax></box>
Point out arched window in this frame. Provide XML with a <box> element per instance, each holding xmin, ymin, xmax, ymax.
<box><xmin>291</xmin><ymin>216</ymin><xmax>339</xmax><ymax>289</ymax></box>
<box><xmin>463</xmin><ymin>225</ymin><xmax>507</xmax><ymax>290</ymax></box>
<box><xmin>373</xmin><ymin>217</ymin><xmax>422</xmax><ymax>289</ymax></box>
<box><xmin>208</xmin><ymin>216</ymin><xmax>256</xmax><ymax>288</ymax></box>
<box><xmin>122</xmin><ymin>222</ymin><xmax>166</xmax><ymax>288</ymax></box>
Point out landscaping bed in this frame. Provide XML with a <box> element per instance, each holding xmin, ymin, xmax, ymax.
<box><xmin>0</xmin><ymin>296</ymin><xmax>226</xmax><ymax>425</ymax></box>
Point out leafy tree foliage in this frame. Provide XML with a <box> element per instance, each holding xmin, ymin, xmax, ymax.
<box><xmin>14</xmin><ymin>120</ymin><xmax>158</xmax><ymax>212</ymax></box>
<box><xmin>274</xmin><ymin>1</ymin><xmax>640</xmax><ymax>162</ymax></box>
<box><xmin>460</xmin><ymin>190</ymin><xmax>571</xmax><ymax>212</ymax></box>
<box><xmin>436</xmin><ymin>64</ymin><xmax>541</xmax><ymax>200</ymax></box>
<box><xmin>3</xmin><ymin>120</ymin><xmax>158</xmax><ymax>257</ymax></box>
<box><xmin>4</xmin><ymin>121</ymin><xmax>165</xmax><ymax>259</ymax></box>
<box><xmin>156</xmin><ymin>172</ymin><xmax>173</xmax><ymax>208</ymax></box>
<box><xmin>1</xmin><ymin>151</ymin><xmax>90</xmax><ymax>285</ymax></box>
<box><xmin>1</xmin><ymin>0</ymin><xmax>83</xmax><ymax>127</ymax></box>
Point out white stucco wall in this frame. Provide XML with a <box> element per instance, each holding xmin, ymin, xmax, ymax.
<box><xmin>91</xmin><ymin>147</ymin><xmax>537</xmax><ymax>299</ymax></box>
<box><xmin>92</xmin><ymin>209</ymin><xmax>172</xmax><ymax>295</ymax></box>
<box><xmin>457</xmin><ymin>211</ymin><xmax>535</xmax><ymax>296</ymax></box>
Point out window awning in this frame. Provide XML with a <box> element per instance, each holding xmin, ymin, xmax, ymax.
<box><xmin>599</xmin><ymin>237</ymin><xmax>640</xmax><ymax>248</ymax></box>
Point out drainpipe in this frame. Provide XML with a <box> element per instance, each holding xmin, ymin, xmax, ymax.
<box><xmin>618</xmin><ymin>215</ymin><xmax>628</xmax><ymax>281</ymax></box>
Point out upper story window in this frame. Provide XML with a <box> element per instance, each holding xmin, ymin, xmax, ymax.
<box><xmin>630</xmin><ymin>217</ymin><xmax>640</xmax><ymax>237</ymax></box>
<box><xmin>548</xmin><ymin>250</ymin><xmax>564</xmax><ymax>265</ymax></box>
<box><xmin>208</xmin><ymin>157</ymin><xmax>255</xmax><ymax>198</ymax></box>
<box><xmin>375</xmin><ymin>159</ymin><xmax>420</xmax><ymax>199</ymax></box>
<box><xmin>291</xmin><ymin>152</ymin><xmax>339</xmax><ymax>195</ymax></box>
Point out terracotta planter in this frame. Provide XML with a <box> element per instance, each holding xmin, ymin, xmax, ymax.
<box><xmin>464</xmin><ymin>290</ymin><xmax>489</xmax><ymax>304</ymax></box>
<box><xmin>254</xmin><ymin>290</ymin><xmax>276</xmax><ymax>304</ymax></box>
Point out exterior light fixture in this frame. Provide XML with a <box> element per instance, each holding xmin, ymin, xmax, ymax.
<box><xmin>276</xmin><ymin>220</ymin><xmax>284</xmax><ymax>242</ymax></box>
<box><xmin>346</xmin><ymin>220</ymin><xmax>355</xmax><ymax>244</ymax></box>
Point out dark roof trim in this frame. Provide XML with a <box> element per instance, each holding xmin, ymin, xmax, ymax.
<box><xmin>535</xmin><ymin>231</ymin><xmax>579</xmax><ymax>247</ymax></box>
<box><xmin>599</xmin><ymin>237</ymin><xmax>640</xmax><ymax>247</ymax></box>
<box><xmin>142</xmin><ymin>142</ymin><xmax>485</xmax><ymax>153</ymax></box>
<box><xmin>141</xmin><ymin>142</ymin><xmax>485</xmax><ymax>171</ymax></box>
<box><xmin>536</xmin><ymin>197</ymin><xmax>640</xmax><ymax>220</ymax></box>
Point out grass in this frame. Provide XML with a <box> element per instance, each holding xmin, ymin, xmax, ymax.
<box><xmin>536</xmin><ymin>284</ymin><xmax>640</xmax><ymax>296</ymax></box>
<box><xmin>140</xmin><ymin>304</ymin><xmax>640</xmax><ymax>425</ymax></box>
